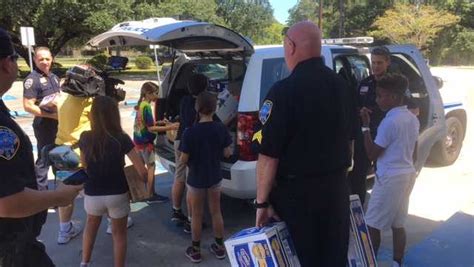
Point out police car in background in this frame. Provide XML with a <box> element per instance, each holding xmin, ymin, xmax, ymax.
<box><xmin>89</xmin><ymin>18</ymin><xmax>466</xmax><ymax>199</ymax></box>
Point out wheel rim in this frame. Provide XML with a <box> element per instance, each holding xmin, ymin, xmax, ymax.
<box><xmin>445</xmin><ymin>126</ymin><xmax>458</xmax><ymax>155</ymax></box>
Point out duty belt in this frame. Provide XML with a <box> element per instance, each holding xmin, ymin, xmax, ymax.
<box><xmin>0</xmin><ymin>231</ymin><xmax>36</xmax><ymax>266</ymax></box>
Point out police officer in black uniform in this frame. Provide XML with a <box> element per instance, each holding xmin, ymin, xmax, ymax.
<box><xmin>349</xmin><ymin>46</ymin><xmax>419</xmax><ymax>205</ymax></box>
<box><xmin>23</xmin><ymin>46</ymin><xmax>60</xmax><ymax>191</ymax></box>
<box><xmin>255</xmin><ymin>22</ymin><xmax>357</xmax><ymax>267</ymax></box>
<box><xmin>0</xmin><ymin>28</ymin><xmax>81</xmax><ymax>267</ymax></box>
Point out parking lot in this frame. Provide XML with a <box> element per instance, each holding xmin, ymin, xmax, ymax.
<box><xmin>3</xmin><ymin>66</ymin><xmax>473</xmax><ymax>266</ymax></box>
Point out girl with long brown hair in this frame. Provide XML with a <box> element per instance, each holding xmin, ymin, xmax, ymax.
<box><xmin>79</xmin><ymin>96</ymin><xmax>147</xmax><ymax>267</ymax></box>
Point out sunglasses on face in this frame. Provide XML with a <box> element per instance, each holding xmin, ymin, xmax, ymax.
<box><xmin>281</xmin><ymin>26</ymin><xmax>296</xmax><ymax>47</ymax></box>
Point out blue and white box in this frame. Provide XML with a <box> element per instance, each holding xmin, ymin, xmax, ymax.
<box><xmin>225</xmin><ymin>222</ymin><xmax>300</xmax><ymax>267</ymax></box>
<box><xmin>347</xmin><ymin>194</ymin><xmax>377</xmax><ymax>267</ymax></box>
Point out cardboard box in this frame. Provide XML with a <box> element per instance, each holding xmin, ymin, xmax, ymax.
<box><xmin>225</xmin><ymin>222</ymin><xmax>301</xmax><ymax>267</ymax></box>
<box><xmin>347</xmin><ymin>194</ymin><xmax>377</xmax><ymax>267</ymax></box>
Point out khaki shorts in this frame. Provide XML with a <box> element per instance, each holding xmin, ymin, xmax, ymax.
<box><xmin>138</xmin><ymin>148</ymin><xmax>156</xmax><ymax>165</ymax></box>
<box><xmin>84</xmin><ymin>192</ymin><xmax>130</xmax><ymax>219</ymax></box>
<box><xmin>186</xmin><ymin>181</ymin><xmax>222</xmax><ymax>194</ymax></box>
<box><xmin>365</xmin><ymin>172</ymin><xmax>416</xmax><ymax>230</ymax></box>
<box><xmin>174</xmin><ymin>140</ymin><xmax>187</xmax><ymax>182</ymax></box>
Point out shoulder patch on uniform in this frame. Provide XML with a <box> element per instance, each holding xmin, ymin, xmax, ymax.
<box><xmin>259</xmin><ymin>100</ymin><xmax>273</xmax><ymax>125</ymax></box>
<box><xmin>0</xmin><ymin>126</ymin><xmax>20</xmax><ymax>160</ymax></box>
<box><xmin>24</xmin><ymin>78</ymin><xmax>33</xmax><ymax>90</ymax></box>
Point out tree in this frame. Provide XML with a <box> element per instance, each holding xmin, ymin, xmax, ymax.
<box><xmin>155</xmin><ymin>0</ymin><xmax>224</xmax><ymax>25</ymax></box>
<box><xmin>216</xmin><ymin>0</ymin><xmax>274</xmax><ymax>44</ymax></box>
<box><xmin>258</xmin><ymin>21</ymin><xmax>285</xmax><ymax>45</ymax></box>
<box><xmin>428</xmin><ymin>0</ymin><xmax>473</xmax><ymax>65</ymax></box>
<box><xmin>0</xmin><ymin>0</ymin><xmax>133</xmax><ymax>63</ymax></box>
<box><xmin>287</xmin><ymin>0</ymin><xmax>319</xmax><ymax>27</ymax></box>
<box><xmin>370</xmin><ymin>3</ymin><xmax>459</xmax><ymax>51</ymax></box>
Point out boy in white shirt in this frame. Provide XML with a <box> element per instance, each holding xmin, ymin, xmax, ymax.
<box><xmin>360</xmin><ymin>73</ymin><xmax>419</xmax><ymax>267</ymax></box>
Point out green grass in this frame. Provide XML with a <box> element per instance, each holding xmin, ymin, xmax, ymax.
<box><xmin>17</xmin><ymin>57</ymin><xmax>160</xmax><ymax>79</ymax></box>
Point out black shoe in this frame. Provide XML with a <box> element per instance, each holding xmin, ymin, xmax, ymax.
<box><xmin>210</xmin><ymin>243</ymin><xmax>226</xmax><ymax>259</ymax></box>
<box><xmin>146</xmin><ymin>194</ymin><xmax>169</xmax><ymax>204</ymax></box>
<box><xmin>171</xmin><ymin>210</ymin><xmax>188</xmax><ymax>224</ymax></box>
<box><xmin>185</xmin><ymin>246</ymin><xmax>202</xmax><ymax>263</ymax></box>
<box><xmin>183</xmin><ymin>220</ymin><xmax>191</xmax><ymax>234</ymax></box>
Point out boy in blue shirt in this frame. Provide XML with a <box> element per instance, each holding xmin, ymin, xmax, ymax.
<box><xmin>179</xmin><ymin>91</ymin><xmax>232</xmax><ymax>263</ymax></box>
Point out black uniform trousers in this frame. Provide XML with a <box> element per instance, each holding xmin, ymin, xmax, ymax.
<box><xmin>33</xmin><ymin>117</ymin><xmax>57</xmax><ymax>191</ymax></box>
<box><xmin>348</xmin><ymin>130</ymin><xmax>371</xmax><ymax>205</ymax></box>
<box><xmin>0</xmin><ymin>235</ymin><xmax>55</xmax><ymax>267</ymax></box>
<box><xmin>270</xmin><ymin>170</ymin><xmax>350</xmax><ymax>267</ymax></box>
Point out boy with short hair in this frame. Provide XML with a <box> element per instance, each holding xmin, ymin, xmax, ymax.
<box><xmin>360</xmin><ymin>73</ymin><xmax>419</xmax><ymax>267</ymax></box>
<box><xmin>171</xmin><ymin>73</ymin><xmax>209</xmax><ymax>232</ymax></box>
<box><xmin>179</xmin><ymin>91</ymin><xmax>232</xmax><ymax>263</ymax></box>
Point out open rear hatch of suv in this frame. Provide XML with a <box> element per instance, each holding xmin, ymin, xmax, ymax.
<box><xmin>89</xmin><ymin>18</ymin><xmax>254</xmax><ymax>56</ymax></box>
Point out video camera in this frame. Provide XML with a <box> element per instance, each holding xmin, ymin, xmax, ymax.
<box><xmin>62</xmin><ymin>64</ymin><xmax>126</xmax><ymax>102</ymax></box>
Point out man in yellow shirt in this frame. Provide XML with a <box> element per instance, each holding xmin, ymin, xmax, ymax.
<box><xmin>55</xmin><ymin>93</ymin><xmax>92</xmax><ymax>244</ymax></box>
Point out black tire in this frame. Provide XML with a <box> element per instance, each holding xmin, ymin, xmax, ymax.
<box><xmin>429</xmin><ymin>116</ymin><xmax>465</xmax><ymax>166</ymax></box>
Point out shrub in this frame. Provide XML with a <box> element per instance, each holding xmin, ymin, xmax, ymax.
<box><xmin>135</xmin><ymin>55</ymin><xmax>153</xmax><ymax>69</ymax></box>
<box><xmin>86</xmin><ymin>52</ymin><xmax>109</xmax><ymax>70</ymax></box>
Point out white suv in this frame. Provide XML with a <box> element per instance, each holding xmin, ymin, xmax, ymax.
<box><xmin>90</xmin><ymin>18</ymin><xmax>465</xmax><ymax>199</ymax></box>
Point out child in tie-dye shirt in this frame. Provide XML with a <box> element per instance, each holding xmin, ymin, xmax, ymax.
<box><xmin>133</xmin><ymin>82</ymin><xmax>178</xmax><ymax>203</ymax></box>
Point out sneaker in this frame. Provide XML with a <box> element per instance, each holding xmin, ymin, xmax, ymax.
<box><xmin>185</xmin><ymin>246</ymin><xmax>202</xmax><ymax>263</ymax></box>
<box><xmin>392</xmin><ymin>261</ymin><xmax>402</xmax><ymax>267</ymax></box>
<box><xmin>183</xmin><ymin>220</ymin><xmax>191</xmax><ymax>234</ymax></box>
<box><xmin>106</xmin><ymin>216</ymin><xmax>134</xmax><ymax>234</ymax></box>
<box><xmin>57</xmin><ymin>222</ymin><xmax>82</xmax><ymax>244</ymax></box>
<box><xmin>210</xmin><ymin>243</ymin><xmax>226</xmax><ymax>259</ymax></box>
<box><xmin>80</xmin><ymin>262</ymin><xmax>91</xmax><ymax>267</ymax></box>
<box><xmin>146</xmin><ymin>193</ymin><xmax>169</xmax><ymax>204</ymax></box>
<box><xmin>171</xmin><ymin>210</ymin><xmax>188</xmax><ymax>224</ymax></box>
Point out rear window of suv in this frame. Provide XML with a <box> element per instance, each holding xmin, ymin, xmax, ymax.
<box><xmin>260</xmin><ymin>58</ymin><xmax>290</xmax><ymax>104</ymax></box>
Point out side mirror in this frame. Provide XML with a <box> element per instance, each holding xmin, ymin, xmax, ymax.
<box><xmin>433</xmin><ymin>76</ymin><xmax>443</xmax><ymax>90</ymax></box>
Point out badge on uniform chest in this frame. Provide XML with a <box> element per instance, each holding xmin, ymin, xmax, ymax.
<box><xmin>40</xmin><ymin>77</ymin><xmax>48</xmax><ymax>85</ymax></box>
<box><xmin>360</xmin><ymin>86</ymin><xmax>369</xmax><ymax>95</ymax></box>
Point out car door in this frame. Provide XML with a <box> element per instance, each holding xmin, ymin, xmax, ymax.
<box><xmin>385</xmin><ymin>45</ymin><xmax>446</xmax><ymax>171</ymax></box>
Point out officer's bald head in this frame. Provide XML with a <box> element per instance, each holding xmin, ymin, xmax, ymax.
<box><xmin>0</xmin><ymin>28</ymin><xmax>18</xmax><ymax>95</ymax></box>
<box><xmin>284</xmin><ymin>21</ymin><xmax>322</xmax><ymax>71</ymax></box>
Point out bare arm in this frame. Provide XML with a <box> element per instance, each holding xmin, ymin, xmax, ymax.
<box><xmin>0</xmin><ymin>186</ymin><xmax>81</xmax><ymax>218</ymax></box>
<box><xmin>223</xmin><ymin>146</ymin><xmax>232</xmax><ymax>158</ymax></box>
<box><xmin>360</xmin><ymin>108</ymin><xmax>385</xmax><ymax>161</ymax></box>
<box><xmin>127</xmin><ymin>148</ymin><xmax>148</xmax><ymax>182</ymax></box>
<box><xmin>363</xmin><ymin>130</ymin><xmax>385</xmax><ymax>161</ymax></box>
<box><xmin>256</xmin><ymin>154</ymin><xmax>279</xmax><ymax>204</ymax></box>
<box><xmin>80</xmin><ymin>150</ymin><xmax>87</xmax><ymax>168</ymax></box>
<box><xmin>23</xmin><ymin>98</ymin><xmax>57</xmax><ymax>119</ymax></box>
<box><xmin>180</xmin><ymin>152</ymin><xmax>189</xmax><ymax>165</ymax></box>
<box><xmin>147</xmin><ymin>123</ymin><xmax>179</xmax><ymax>133</ymax></box>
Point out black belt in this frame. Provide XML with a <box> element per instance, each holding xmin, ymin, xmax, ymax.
<box><xmin>276</xmin><ymin>168</ymin><xmax>347</xmax><ymax>183</ymax></box>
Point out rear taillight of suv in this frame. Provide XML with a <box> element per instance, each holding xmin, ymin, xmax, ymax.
<box><xmin>237</xmin><ymin>112</ymin><xmax>259</xmax><ymax>161</ymax></box>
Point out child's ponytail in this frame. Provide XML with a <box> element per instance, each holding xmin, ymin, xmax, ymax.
<box><xmin>136</xmin><ymin>82</ymin><xmax>160</xmax><ymax>110</ymax></box>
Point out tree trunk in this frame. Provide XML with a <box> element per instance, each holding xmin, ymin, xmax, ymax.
<box><xmin>339</xmin><ymin>0</ymin><xmax>345</xmax><ymax>37</ymax></box>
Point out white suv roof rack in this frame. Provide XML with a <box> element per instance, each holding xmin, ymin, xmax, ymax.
<box><xmin>322</xmin><ymin>36</ymin><xmax>374</xmax><ymax>45</ymax></box>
